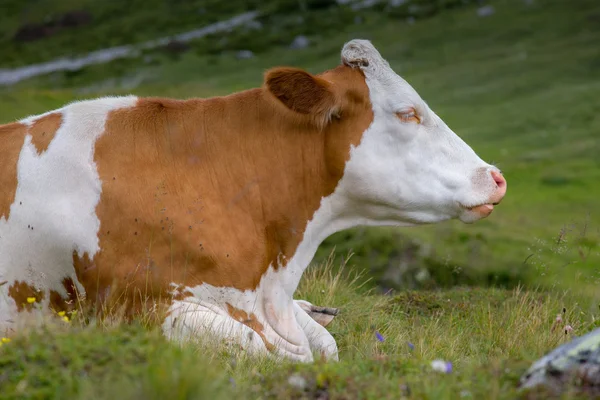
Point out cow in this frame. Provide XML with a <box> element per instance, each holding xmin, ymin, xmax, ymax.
<box><xmin>0</xmin><ymin>40</ymin><xmax>506</xmax><ymax>362</ymax></box>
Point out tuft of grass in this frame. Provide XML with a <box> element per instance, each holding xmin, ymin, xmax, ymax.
<box><xmin>0</xmin><ymin>324</ymin><xmax>233</xmax><ymax>400</ymax></box>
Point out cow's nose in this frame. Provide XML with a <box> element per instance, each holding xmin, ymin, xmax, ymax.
<box><xmin>489</xmin><ymin>170</ymin><xmax>507</xmax><ymax>204</ymax></box>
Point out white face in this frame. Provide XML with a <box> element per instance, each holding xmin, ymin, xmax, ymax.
<box><xmin>338</xmin><ymin>40</ymin><xmax>506</xmax><ymax>226</ymax></box>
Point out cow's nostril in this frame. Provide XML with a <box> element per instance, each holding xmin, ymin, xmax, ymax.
<box><xmin>490</xmin><ymin>170</ymin><xmax>506</xmax><ymax>188</ymax></box>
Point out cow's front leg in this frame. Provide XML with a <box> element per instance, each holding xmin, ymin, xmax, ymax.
<box><xmin>162</xmin><ymin>299</ymin><xmax>270</xmax><ymax>356</ymax></box>
<box><xmin>293</xmin><ymin>300</ymin><xmax>339</xmax><ymax>361</ymax></box>
<box><xmin>163</xmin><ymin>294</ymin><xmax>317</xmax><ymax>362</ymax></box>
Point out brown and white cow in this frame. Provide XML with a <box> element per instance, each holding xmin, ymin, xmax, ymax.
<box><xmin>0</xmin><ymin>40</ymin><xmax>506</xmax><ymax>361</ymax></box>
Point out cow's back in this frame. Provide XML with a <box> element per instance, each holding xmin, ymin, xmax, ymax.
<box><xmin>73</xmin><ymin>94</ymin><xmax>324</xmax><ymax>312</ymax></box>
<box><xmin>0</xmin><ymin>96</ymin><xmax>137</xmax><ymax>332</ymax></box>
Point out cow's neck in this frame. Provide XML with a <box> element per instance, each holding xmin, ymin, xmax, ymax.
<box><xmin>206</xmin><ymin>89</ymin><xmax>349</xmax><ymax>294</ymax></box>
<box><xmin>277</xmin><ymin>187</ymin><xmax>365</xmax><ymax>295</ymax></box>
<box><xmin>209</xmin><ymin>86</ymin><xmax>372</xmax><ymax>295</ymax></box>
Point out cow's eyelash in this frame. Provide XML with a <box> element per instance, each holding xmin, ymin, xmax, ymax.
<box><xmin>395</xmin><ymin>109</ymin><xmax>421</xmax><ymax>124</ymax></box>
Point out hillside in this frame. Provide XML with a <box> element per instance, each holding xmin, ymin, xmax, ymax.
<box><xmin>0</xmin><ymin>0</ymin><xmax>599</xmax><ymax>398</ymax></box>
<box><xmin>0</xmin><ymin>0</ymin><xmax>482</xmax><ymax>71</ymax></box>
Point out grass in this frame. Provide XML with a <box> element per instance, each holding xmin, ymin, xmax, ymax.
<box><xmin>0</xmin><ymin>258</ymin><xmax>596</xmax><ymax>399</ymax></box>
<box><xmin>1</xmin><ymin>0</ymin><xmax>599</xmax><ymax>398</ymax></box>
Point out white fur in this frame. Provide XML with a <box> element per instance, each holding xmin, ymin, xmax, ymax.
<box><xmin>340</xmin><ymin>39</ymin><xmax>501</xmax><ymax>225</ymax></box>
<box><xmin>163</xmin><ymin>265</ymin><xmax>337</xmax><ymax>362</ymax></box>
<box><xmin>0</xmin><ymin>96</ymin><xmax>137</xmax><ymax>335</ymax></box>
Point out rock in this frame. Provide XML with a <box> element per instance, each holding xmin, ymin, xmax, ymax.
<box><xmin>338</xmin><ymin>0</ymin><xmax>382</xmax><ymax>10</ymax></box>
<box><xmin>58</xmin><ymin>10</ymin><xmax>92</xmax><ymax>28</ymax></box>
<box><xmin>13</xmin><ymin>23</ymin><xmax>56</xmax><ymax>42</ymax></box>
<box><xmin>408</xmin><ymin>5</ymin><xmax>422</xmax><ymax>16</ymax></box>
<box><xmin>415</xmin><ymin>268</ymin><xmax>430</xmax><ymax>282</ymax></box>
<box><xmin>400</xmin><ymin>383</ymin><xmax>411</xmax><ymax>396</ymax></box>
<box><xmin>390</xmin><ymin>0</ymin><xmax>408</xmax><ymax>7</ymax></box>
<box><xmin>244</xmin><ymin>20</ymin><xmax>263</xmax><ymax>30</ymax></box>
<box><xmin>290</xmin><ymin>35</ymin><xmax>310</xmax><ymax>50</ymax></box>
<box><xmin>520</xmin><ymin>327</ymin><xmax>600</xmax><ymax>396</ymax></box>
<box><xmin>235</xmin><ymin>50</ymin><xmax>254</xmax><ymax>60</ymax></box>
<box><xmin>162</xmin><ymin>40</ymin><xmax>190</xmax><ymax>55</ymax></box>
<box><xmin>13</xmin><ymin>10</ymin><xmax>91</xmax><ymax>42</ymax></box>
<box><xmin>477</xmin><ymin>5</ymin><xmax>495</xmax><ymax>17</ymax></box>
<box><xmin>306</xmin><ymin>0</ymin><xmax>338</xmax><ymax>10</ymax></box>
<box><xmin>353</xmin><ymin>0</ymin><xmax>380</xmax><ymax>10</ymax></box>
<box><xmin>287</xmin><ymin>373</ymin><xmax>307</xmax><ymax>390</ymax></box>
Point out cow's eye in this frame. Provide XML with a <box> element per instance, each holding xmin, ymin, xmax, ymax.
<box><xmin>395</xmin><ymin>109</ymin><xmax>420</xmax><ymax>124</ymax></box>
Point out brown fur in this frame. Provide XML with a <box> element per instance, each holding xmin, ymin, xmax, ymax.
<box><xmin>0</xmin><ymin>122</ymin><xmax>27</xmax><ymax>219</ymax></box>
<box><xmin>8</xmin><ymin>281</ymin><xmax>44</xmax><ymax>312</ymax></box>
<box><xmin>226</xmin><ymin>302</ymin><xmax>275</xmax><ymax>351</ymax></box>
<box><xmin>48</xmin><ymin>277</ymin><xmax>81</xmax><ymax>313</ymax></box>
<box><xmin>7</xmin><ymin>278</ymin><xmax>78</xmax><ymax>314</ymax></box>
<box><xmin>30</xmin><ymin>113</ymin><xmax>62</xmax><ymax>154</ymax></box>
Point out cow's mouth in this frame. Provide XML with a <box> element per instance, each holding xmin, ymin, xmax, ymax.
<box><xmin>459</xmin><ymin>202</ymin><xmax>497</xmax><ymax>217</ymax></box>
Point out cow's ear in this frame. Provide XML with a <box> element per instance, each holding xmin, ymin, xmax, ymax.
<box><xmin>265</xmin><ymin>67</ymin><xmax>338</xmax><ymax>123</ymax></box>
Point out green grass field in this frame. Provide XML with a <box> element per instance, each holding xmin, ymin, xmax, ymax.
<box><xmin>1</xmin><ymin>0</ymin><xmax>599</xmax><ymax>398</ymax></box>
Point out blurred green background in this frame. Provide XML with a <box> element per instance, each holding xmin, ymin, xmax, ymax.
<box><xmin>2</xmin><ymin>0</ymin><xmax>597</xmax><ymax>296</ymax></box>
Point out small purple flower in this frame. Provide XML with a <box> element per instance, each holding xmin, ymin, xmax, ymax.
<box><xmin>407</xmin><ymin>342</ymin><xmax>415</xmax><ymax>351</ymax></box>
<box><xmin>431</xmin><ymin>359</ymin><xmax>453</xmax><ymax>374</ymax></box>
<box><xmin>229</xmin><ymin>377</ymin><xmax>236</xmax><ymax>387</ymax></box>
<box><xmin>375</xmin><ymin>331</ymin><xmax>385</xmax><ymax>342</ymax></box>
<box><xmin>445</xmin><ymin>361</ymin><xmax>453</xmax><ymax>373</ymax></box>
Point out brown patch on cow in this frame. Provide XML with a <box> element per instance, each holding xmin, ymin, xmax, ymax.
<box><xmin>226</xmin><ymin>302</ymin><xmax>275</xmax><ymax>352</ymax></box>
<box><xmin>30</xmin><ymin>112</ymin><xmax>62</xmax><ymax>154</ymax></box>
<box><xmin>171</xmin><ymin>284</ymin><xmax>194</xmax><ymax>301</ymax></box>
<box><xmin>71</xmin><ymin>250</ymin><xmax>141</xmax><ymax>318</ymax></box>
<box><xmin>8</xmin><ymin>281</ymin><xmax>45</xmax><ymax>311</ymax></box>
<box><xmin>71</xmin><ymin>251</ymin><xmax>98</xmax><ymax>298</ymax></box>
<box><xmin>49</xmin><ymin>277</ymin><xmax>82</xmax><ymax>313</ymax></box>
<box><xmin>70</xmin><ymin>64</ymin><xmax>372</xmax><ymax>317</ymax></box>
<box><xmin>0</xmin><ymin>122</ymin><xmax>27</xmax><ymax>219</ymax></box>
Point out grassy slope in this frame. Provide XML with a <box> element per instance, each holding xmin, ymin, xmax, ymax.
<box><xmin>0</xmin><ymin>0</ymin><xmax>258</xmax><ymax>67</ymax></box>
<box><xmin>0</xmin><ymin>262</ymin><xmax>596</xmax><ymax>399</ymax></box>
<box><xmin>1</xmin><ymin>0</ymin><xmax>600</xmax><ymax>398</ymax></box>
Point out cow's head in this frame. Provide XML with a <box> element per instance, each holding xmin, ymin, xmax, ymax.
<box><xmin>265</xmin><ymin>39</ymin><xmax>506</xmax><ymax>227</ymax></box>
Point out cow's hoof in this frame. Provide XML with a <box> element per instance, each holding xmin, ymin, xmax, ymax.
<box><xmin>295</xmin><ymin>300</ymin><xmax>339</xmax><ymax>327</ymax></box>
